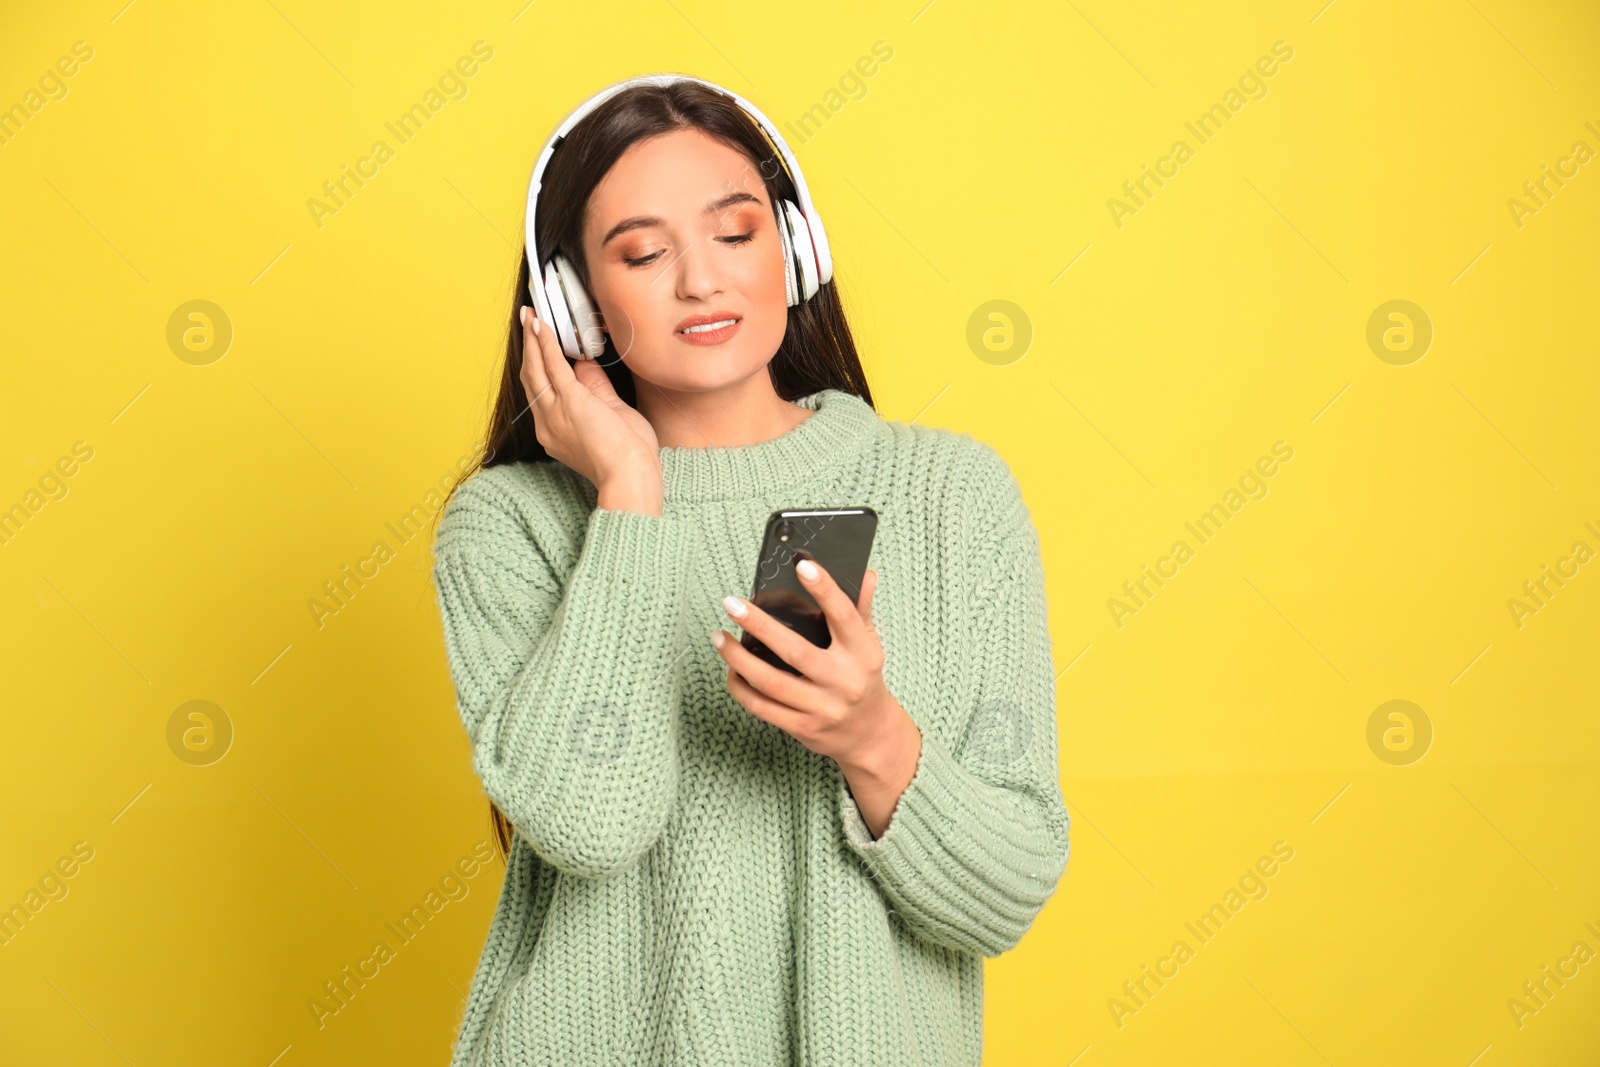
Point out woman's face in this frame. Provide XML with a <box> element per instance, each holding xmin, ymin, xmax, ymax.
<box><xmin>580</xmin><ymin>127</ymin><xmax>791</xmax><ymax>394</ymax></box>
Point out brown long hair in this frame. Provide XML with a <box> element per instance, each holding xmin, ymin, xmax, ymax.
<box><xmin>437</xmin><ymin>79</ymin><xmax>877</xmax><ymax>862</ymax></box>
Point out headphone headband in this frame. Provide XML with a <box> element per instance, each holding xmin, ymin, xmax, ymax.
<box><xmin>522</xmin><ymin>73</ymin><xmax>832</xmax><ymax>333</ymax></box>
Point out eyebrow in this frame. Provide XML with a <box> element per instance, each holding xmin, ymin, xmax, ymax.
<box><xmin>599</xmin><ymin>191</ymin><xmax>762</xmax><ymax>247</ymax></box>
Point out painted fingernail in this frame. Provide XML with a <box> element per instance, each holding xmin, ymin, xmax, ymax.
<box><xmin>722</xmin><ymin>595</ymin><xmax>747</xmax><ymax>618</ymax></box>
<box><xmin>532</xmin><ymin>314</ymin><xmax>541</xmax><ymax>336</ymax></box>
<box><xmin>520</xmin><ymin>306</ymin><xmax>529</xmax><ymax>327</ymax></box>
<box><xmin>710</xmin><ymin>630</ymin><xmax>725</xmax><ymax>648</ymax></box>
<box><xmin>797</xmin><ymin>559</ymin><xmax>818</xmax><ymax>581</ymax></box>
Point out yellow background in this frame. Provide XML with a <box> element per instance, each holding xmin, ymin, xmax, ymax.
<box><xmin>3</xmin><ymin>0</ymin><xmax>1598</xmax><ymax>1063</ymax></box>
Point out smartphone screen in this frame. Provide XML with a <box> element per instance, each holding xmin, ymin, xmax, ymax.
<box><xmin>741</xmin><ymin>507</ymin><xmax>878</xmax><ymax>675</ymax></box>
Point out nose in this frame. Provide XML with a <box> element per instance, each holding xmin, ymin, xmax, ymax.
<box><xmin>671</xmin><ymin>233</ymin><xmax>725</xmax><ymax>302</ymax></box>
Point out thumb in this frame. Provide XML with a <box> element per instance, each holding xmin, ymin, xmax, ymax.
<box><xmin>571</xmin><ymin>356</ymin><xmax>617</xmax><ymax>396</ymax></box>
<box><xmin>857</xmin><ymin>568</ymin><xmax>878</xmax><ymax>628</ymax></box>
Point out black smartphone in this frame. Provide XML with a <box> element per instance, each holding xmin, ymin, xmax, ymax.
<box><xmin>740</xmin><ymin>507</ymin><xmax>879</xmax><ymax>675</ymax></box>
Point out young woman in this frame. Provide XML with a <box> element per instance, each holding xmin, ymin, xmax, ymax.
<box><xmin>432</xmin><ymin>76</ymin><xmax>1069</xmax><ymax>1067</ymax></box>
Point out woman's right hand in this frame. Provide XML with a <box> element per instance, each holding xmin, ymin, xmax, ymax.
<box><xmin>519</xmin><ymin>305</ymin><xmax>664</xmax><ymax>514</ymax></box>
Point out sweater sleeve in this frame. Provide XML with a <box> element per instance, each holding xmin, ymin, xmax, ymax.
<box><xmin>432</xmin><ymin>475</ymin><xmax>701</xmax><ymax>879</ymax></box>
<box><xmin>837</xmin><ymin>446</ymin><xmax>1071</xmax><ymax>958</ymax></box>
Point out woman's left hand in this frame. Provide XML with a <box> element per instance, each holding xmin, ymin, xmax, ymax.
<box><xmin>710</xmin><ymin>560</ymin><xmax>922</xmax><ymax>836</ymax></box>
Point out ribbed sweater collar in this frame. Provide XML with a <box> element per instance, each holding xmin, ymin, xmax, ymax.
<box><xmin>658</xmin><ymin>388</ymin><xmax>880</xmax><ymax>504</ymax></box>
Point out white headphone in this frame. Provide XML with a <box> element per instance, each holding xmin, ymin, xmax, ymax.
<box><xmin>523</xmin><ymin>73</ymin><xmax>834</xmax><ymax>360</ymax></box>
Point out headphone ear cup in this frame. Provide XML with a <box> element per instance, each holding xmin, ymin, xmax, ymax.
<box><xmin>773</xmin><ymin>200</ymin><xmax>799</xmax><ymax>307</ymax></box>
<box><xmin>538</xmin><ymin>258</ymin><xmax>580</xmax><ymax>359</ymax></box>
<box><xmin>779</xmin><ymin>200</ymin><xmax>820</xmax><ymax>304</ymax></box>
<box><xmin>546</xmin><ymin>253</ymin><xmax>607</xmax><ymax>359</ymax></box>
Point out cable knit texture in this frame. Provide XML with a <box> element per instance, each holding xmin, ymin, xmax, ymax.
<box><xmin>431</xmin><ymin>387</ymin><xmax>1070</xmax><ymax>1066</ymax></box>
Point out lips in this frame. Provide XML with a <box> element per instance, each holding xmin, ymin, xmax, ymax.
<box><xmin>675</xmin><ymin>312</ymin><xmax>742</xmax><ymax>335</ymax></box>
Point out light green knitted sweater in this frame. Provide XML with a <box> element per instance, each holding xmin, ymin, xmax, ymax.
<box><xmin>431</xmin><ymin>387</ymin><xmax>1070</xmax><ymax>1066</ymax></box>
